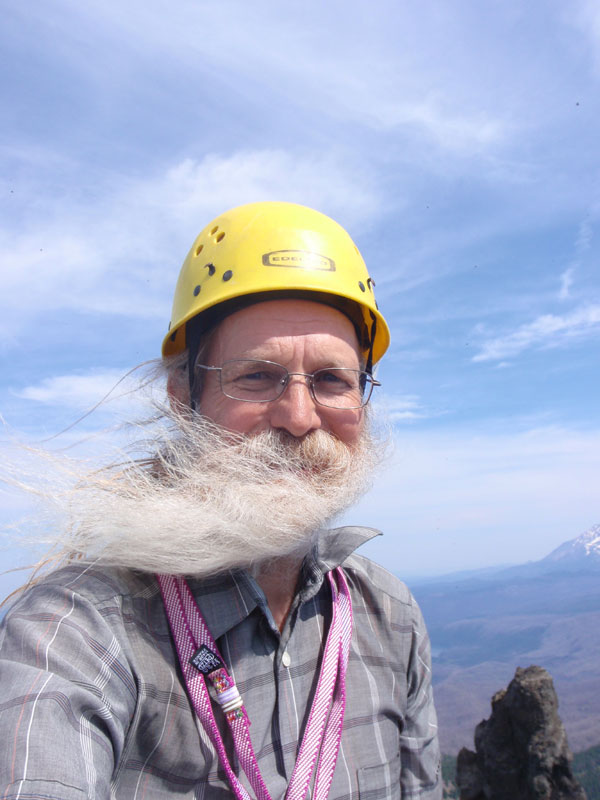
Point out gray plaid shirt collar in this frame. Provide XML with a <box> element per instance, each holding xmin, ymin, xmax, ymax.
<box><xmin>187</xmin><ymin>525</ymin><xmax>381</xmax><ymax>640</ymax></box>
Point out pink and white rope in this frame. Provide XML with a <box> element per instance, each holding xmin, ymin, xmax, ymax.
<box><xmin>157</xmin><ymin>569</ymin><xmax>353</xmax><ymax>800</ymax></box>
<box><xmin>157</xmin><ymin>575</ymin><xmax>256</xmax><ymax>800</ymax></box>
<box><xmin>312</xmin><ymin>570</ymin><xmax>353</xmax><ymax>800</ymax></box>
<box><xmin>285</xmin><ymin>570</ymin><xmax>352</xmax><ymax>800</ymax></box>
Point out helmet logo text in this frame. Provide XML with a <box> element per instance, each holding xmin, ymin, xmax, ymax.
<box><xmin>262</xmin><ymin>250</ymin><xmax>335</xmax><ymax>271</ymax></box>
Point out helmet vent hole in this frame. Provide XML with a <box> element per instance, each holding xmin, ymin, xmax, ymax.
<box><xmin>210</xmin><ymin>226</ymin><xmax>219</xmax><ymax>235</ymax></box>
<box><xmin>358</xmin><ymin>281</ymin><xmax>366</xmax><ymax>292</ymax></box>
<box><xmin>195</xmin><ymin>244</ymin><xmax>204</xmax><ymax>256</ymax></box>
<box><xmin>215</xmin><ymin>231</ymin><xmax>225</xmax><ymax>243</ymax></box>
<box><xmin>222</xmin><ymin>270</ymin><xmax>233</xmax><ymax>281</ymax></box>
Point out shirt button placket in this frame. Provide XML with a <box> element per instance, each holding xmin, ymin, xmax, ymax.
<box><xmin>277</xmin><ymin>639</ymin><xmax>300</xmax><ymax>782</ymax></box>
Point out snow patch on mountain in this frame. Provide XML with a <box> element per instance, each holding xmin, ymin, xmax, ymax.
<box><xmin>543</xmin><ymin>523</ymin><xmax>600</xmax><ymax>563</ymax></box>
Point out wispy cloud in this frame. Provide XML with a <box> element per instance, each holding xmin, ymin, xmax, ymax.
<box><xmin>569</xmin><ymin>0</ymin><xmax>600</xmax><ymax>77</ymax></box>
<box><xmin>15</xmin><ymin>371</ymin><xmax>130</xmax><ymax>408</ymax></box>
<box><xmin>0</xmin><ymin>150</ymin><xmax>381</xmax><ymax>340</ymax></box>
<box><xmin>374</xmin><ymin>394</ymin><xmax>427</xmax><ymax>423</ymax></box>
<box><xmin>11</xmin><ymin>369</ymin><xmax>154</xmax><ymax>422</ymax></box>
<box><xmin>558</xmin><ymin>209</ymin><xmax>597</xmax><ymax>300</ymax></box>
<box><xmin>349</xmin><ymin>423</ymin><xmax>600</xmax><ymax>574</ymax></box>
<box><xmin>472</xmin><ymin>304</ymin><xmax>600</xmax><ymax>362</ymax></box>
<box><xmin>575</xmin><ymin>215</ymin><xmax>595</xmax><ymax>253</ymax></box>
<box><xmin>143</xmin><ymin>153</ymin><xmax>382</xmax><ymax>232</ymax></box>
<box><xmin>7</xmin><ymin>1</ymin><xmax>513</xmax><ymax>156</ymax></box>
<box><xmin>559</xmin><ymin>267</ymin><xmax>574</xmax><ymax>300</ymax></box>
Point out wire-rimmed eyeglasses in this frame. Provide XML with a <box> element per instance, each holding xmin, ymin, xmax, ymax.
<box><xmin>195</xmin><ymin>359</ymin><xmax>381</xmax><ymax>409</ymax></box>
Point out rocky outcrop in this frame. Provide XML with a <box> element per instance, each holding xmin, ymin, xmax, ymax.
<box><xmin>456</xmin><ymin>665</ymin><xmax>586</xmax><ymax>799</ymax></box>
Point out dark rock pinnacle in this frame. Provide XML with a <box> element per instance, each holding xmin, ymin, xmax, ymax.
<box><xmin>456</xmin><ymin>665</ymin><xmax>586</xmax><ymax>799</ymax></box>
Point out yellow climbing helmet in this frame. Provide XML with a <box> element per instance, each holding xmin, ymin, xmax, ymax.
<box><xmin>162</xmin><ymin>201</ymin><xmax>390</xmax><ymax>367</ymax></box>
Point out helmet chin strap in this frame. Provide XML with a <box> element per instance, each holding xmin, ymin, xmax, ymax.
<box><xmin>186</xmin><ymin>319</ymin><xmax>205</xmax><ymax>410</ymax></box>
<box><xmin>366</xmin><ymin>312</ymin><xmax>377</xmax><ymax>376</ymax></box>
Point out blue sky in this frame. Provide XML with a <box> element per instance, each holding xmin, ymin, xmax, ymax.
<box><xmin>1</xmin><ymin>0</ymin><xmax>600</xmax><ymax>596</ymax></box>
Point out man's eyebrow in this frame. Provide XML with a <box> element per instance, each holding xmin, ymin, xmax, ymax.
<box><xmin>225</xmin><ymin>349</ymin><xmax>273</xmax><ymax>360</ymax></box>
<box><xmin>224</xmin><ymin>355</ymin><xmax>363</xmax><ymax>370</ymax></box>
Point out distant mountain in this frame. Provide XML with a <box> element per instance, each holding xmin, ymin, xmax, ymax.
<box><xmin>408</xmin><ymin>524</ymin><xmax>600</xmax><ymax>756</ymax></box>
<box><xmin>542</xmin><ymin>523</ymin><xmax>600</xmax><ymax>566</ymax></box>
<box><xmin>425</xmin><ymin>523</ymin><xmax>600</xmax><ymax>587</ymax></box>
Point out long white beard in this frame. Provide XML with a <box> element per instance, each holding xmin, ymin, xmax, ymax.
<box><xmin>29</xmin><ymin>411</ymin><xmax>381</xmax><ymax>577</ymax></box>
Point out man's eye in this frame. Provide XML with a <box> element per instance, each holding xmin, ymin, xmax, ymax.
<box><xmin>240</xmin><ymin>371</ymin><xmax>274</xmax><ymax>381</ymax></box>
<box><xmin>315</xmin><ymin>370</ymin><xmax>356</xmax><ymax>390</ymax></box>
<box><xmin>318</xmin><ymin>371</ymin><xmax>346</xmax><ymax>383</ymax></box>
<box><xmin>234</xmin><ymin>370</ymin><xmax>280</xmax><ymax>384</ymax></box>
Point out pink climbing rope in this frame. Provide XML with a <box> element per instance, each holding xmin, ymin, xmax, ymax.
<box><xmin>157</xmin><ymin>568</ymin><xmax>353</xmax><ymax>800</ymax></box>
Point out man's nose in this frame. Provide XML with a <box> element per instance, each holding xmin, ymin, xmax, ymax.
<box><xmin>268</xmin><ymin>376</ymin><xmax>322</xmax><ymax>437</ymax></box>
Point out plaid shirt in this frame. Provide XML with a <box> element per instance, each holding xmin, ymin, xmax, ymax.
<box><xmin>0</xmin><ymin>527</ymin><xmax>441</xmax><ymax>799</ymax></box>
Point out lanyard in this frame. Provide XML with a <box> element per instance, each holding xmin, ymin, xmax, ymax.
<box><xmin>157</xmin><ymin>567</ymin><xmax>353</xmax><ymax>800</ymax></box>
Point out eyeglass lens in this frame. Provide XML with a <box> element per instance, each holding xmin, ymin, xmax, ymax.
<box><xmin>219</xmin><ymin>360</ymin><xmax>372</xmax><ymax>408</ymax></box>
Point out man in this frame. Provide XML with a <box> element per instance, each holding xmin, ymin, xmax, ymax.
<box><xmin>0</xmin><ymin>202</ymin><xmax>441</xmax><ymax>798</ymax></box>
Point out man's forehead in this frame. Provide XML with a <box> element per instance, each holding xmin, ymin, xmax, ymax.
<box><xmin>211</xmin><ymin>299</ymin><xmax>361</xmax><ymax>354</ymax></box>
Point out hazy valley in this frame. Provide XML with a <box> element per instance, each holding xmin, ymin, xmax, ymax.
<box><xmin>409</xmin><ymin>524</ymin><xmax>600</xmax><ymax>755</ymax></box>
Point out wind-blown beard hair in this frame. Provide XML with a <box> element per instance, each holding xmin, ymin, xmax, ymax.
<box><xmin>31</xmin><ymin>410</ymin><xmax>382</xmax><ymax>577</ymax></box>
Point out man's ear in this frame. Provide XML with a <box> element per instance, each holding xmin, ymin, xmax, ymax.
<box><xmin>167</xmin><ymin>366</ymin><xmax>191</xmax><ymax>410</ymax></box>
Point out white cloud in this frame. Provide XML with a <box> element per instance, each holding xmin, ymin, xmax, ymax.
<box><xmin>348</xmin><ymin>424</ymin><xmax>600</xmax><ymax>575</ymax></box>
<box><xmin>569</xmin><ymin>0</ymin><xmax>600</xmax><ymax>77</ymax></box>
<box><xmin>557</xmin><ymin>210</ymin><xmax>597</xmax><ymax>301</ymax></box>
<box><xmin>141</xmin><ymin>153</ymin><xmax>381</xmax><ymax>233</ymax></box>
<box><xmin>0</xmin><ymin>150</ymin><xmax>381</xmax><ymax>340</ymax></box>
<box><xmin>575</xmin><ymin>215</ymin><xmax>594</xmax><ymax>253</ymax></box>
<box><xmin>559</xmin><ymin>267</ymin><xmax>574</xmax><ymax>300</ymax></box>
<box><xmin>12</xmin><ymin>369</ymin><xmax>154</xmax><ymax>418</ymax></box>
<box><xmin>9</xmin><ymin>0</ymin><xmax>513</xmax><ymax>155</ymax></box>
<box><xmin>555</xmin><ymin>204</ymin><xmax>598</xmax><ymax>299</ymax></box>
<box><xmin>16</xmin><ymin>371</ymin><xmax>126</xmax><ymax>407</ymax></box>
<box><xmin>371</xmin><ymin>98</ymin><xmax>507</xmax><ymax>152</ymax></box>
<box><xmin>472</xmin><ymin>304</ymin><xmax>600</xmax><ymax>362</ymax></box>
<box><xmin>5</xmin><ymin>2</ymin><xmax>596</xmax><ymax>345</ymax></box>
<box><xmin>374</xmin><ymin>394</ymin><xmax>429</xmax><ymax>423</ymax></box>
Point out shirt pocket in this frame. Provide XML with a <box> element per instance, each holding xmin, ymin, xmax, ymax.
<box><xmin>357</xmin><ymin>752</ymin><xmax>401</xmax><ymax>799</ymax></box>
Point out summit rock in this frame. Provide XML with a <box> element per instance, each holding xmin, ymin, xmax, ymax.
<box><xmin>455</xmin><ymin>665</ymin><xmax>586</xmax><ymax>800</ymax></box>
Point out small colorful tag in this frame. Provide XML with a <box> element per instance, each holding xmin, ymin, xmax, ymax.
<box><xmin>190</xmin><ymin>644</ymin><xmax>224</xmax><ymax>675</ymax></box>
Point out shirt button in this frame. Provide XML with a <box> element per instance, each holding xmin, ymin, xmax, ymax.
<box><xmin>281</xmin><ymin>651</ymin><xmax>291</xmax><ymax>668</ymax></box>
